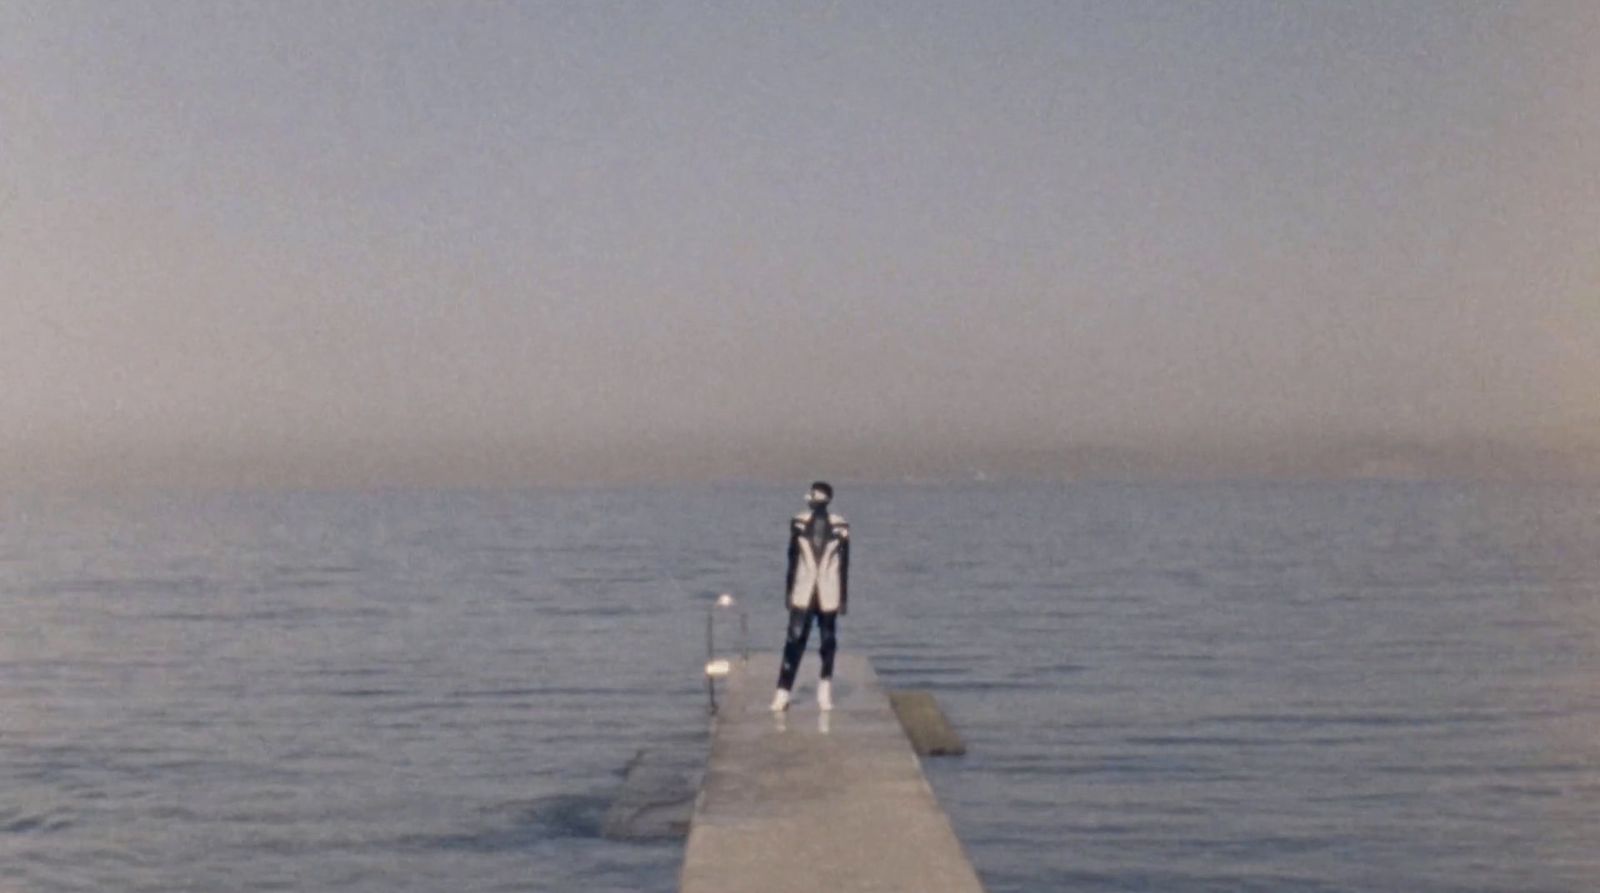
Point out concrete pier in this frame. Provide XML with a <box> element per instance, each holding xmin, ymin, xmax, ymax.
<box><xmin>889</xmin><ymin>690</ymin><xmax>968</xmax><ymax>757</ymax></box>
<box><xmin>679</xmin><ymin>653</ymin><xmax>986</xmax><ymax>893</ymax></box>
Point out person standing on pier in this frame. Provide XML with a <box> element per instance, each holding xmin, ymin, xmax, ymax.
<box><xmin>770</xmin><ymin>481</ymin><xmax>850</xmax><ymax>712</ymax></box>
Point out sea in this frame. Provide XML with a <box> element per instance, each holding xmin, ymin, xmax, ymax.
<box><xmin>2</xmin><ymin>481</ymin><xmax>1597</xmax><ymax>892</ymax></box>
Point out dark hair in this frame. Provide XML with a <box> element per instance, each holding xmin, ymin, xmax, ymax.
<box><xmin>810</xmin><ymin>481</ymin><xmax>833</xmax><ymax>498</ymax></box>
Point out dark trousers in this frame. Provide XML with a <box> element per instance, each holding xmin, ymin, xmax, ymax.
<box><xmin>776</xmin><ymin>605</ymin><xmax>838</xmax><ymax>691</ymax></box>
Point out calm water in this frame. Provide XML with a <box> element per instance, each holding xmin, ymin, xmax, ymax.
<box><xmin>2</xmin><ymin>482</ymin><xmax>1597</xmax><ymax>892</ymax></box>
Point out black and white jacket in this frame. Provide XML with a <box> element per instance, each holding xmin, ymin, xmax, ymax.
<box><xmin>785</xmin><ymin>510</ymin><xmax>850</xmax><ymax>614</ymax></box>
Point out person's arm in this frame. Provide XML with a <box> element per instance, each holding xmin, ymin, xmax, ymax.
<box><xmin>784</xmin><ymin>521</ymin><xmax>800</xmax><ymax>605</ymax></box>
<box><xmin>837</xmin><ymin>525</ymin><xmax>850</xmax><ymax>615</ymax></box>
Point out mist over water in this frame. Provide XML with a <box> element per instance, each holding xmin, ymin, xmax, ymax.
<box><xmin>3</xmin><ymin>483</ymin><xmax>1597</xmax><ymax>892</ymax></box>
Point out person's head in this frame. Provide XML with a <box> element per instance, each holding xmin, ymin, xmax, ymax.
<box><xmin>806</xmin><ymin>481</ymin><xmax>833</xmax><ymax>509</ymax></box>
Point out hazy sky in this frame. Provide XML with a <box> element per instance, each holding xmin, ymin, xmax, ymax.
<box><xmin>3</xmin><ymin>1</ymin><xmax>1597</xmax><ymax>486</ymax></box>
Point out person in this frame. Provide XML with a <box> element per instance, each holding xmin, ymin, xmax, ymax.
<box><xmin>770</xmin><ymin>481</ymin><xmax>850</xmax><ymax>712</ymax></box>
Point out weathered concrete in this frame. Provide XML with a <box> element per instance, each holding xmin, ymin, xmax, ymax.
<box><xmin>680</xmin><ymin>653</ymin><xmax>986</xmax><ymax>893</ymax></box>
<box><xmin>889</xmin><ymin>690</ymin><xmax>968</xmax><ymax>757</ymax></box>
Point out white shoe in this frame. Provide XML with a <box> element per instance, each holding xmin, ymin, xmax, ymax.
<box><xmin>817</xmin><ymin>680</ymin><xmax>833</xmax><ymax>711</ymax></box>
<box><xmin>769</xmin><ymin>689</ymin><xmax>791</xmax><ymax>712</ymax></box>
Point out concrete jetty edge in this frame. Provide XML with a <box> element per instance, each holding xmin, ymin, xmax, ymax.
<box><xmin>679</xmin><ymin>653</ymin><xmax>987</xmax><ymax>893</ymax></box>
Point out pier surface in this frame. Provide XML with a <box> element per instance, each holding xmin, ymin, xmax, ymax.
<box><xmin>679</xmin><ymin>653</ymin><xmax>986</xmax><ymax>893</ymax></box>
